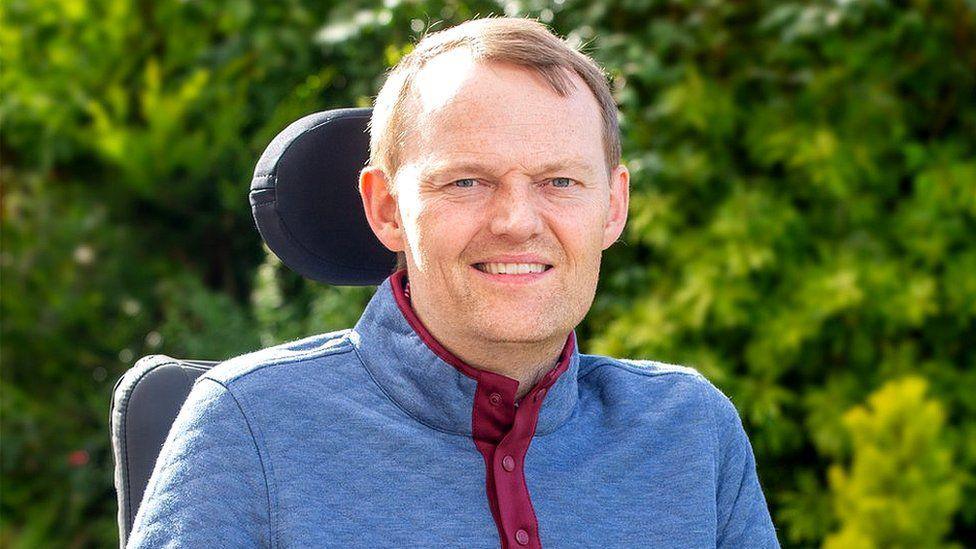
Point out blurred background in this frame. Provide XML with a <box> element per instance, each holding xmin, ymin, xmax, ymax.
<box><xmin>2</xmin><ymin>0</ymin><xmax>975</xmax><ymax>547</ymax></box>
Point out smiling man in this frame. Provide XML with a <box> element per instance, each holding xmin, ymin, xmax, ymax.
<box><xmin>359</xmin><ymin>42</ymin><xmax>628</xmax><ymax>403</ymax></box>
<box><xmin>128</xmin><ymin>17</ymin><xmax>779</xmax><ymax>549</ymax></box>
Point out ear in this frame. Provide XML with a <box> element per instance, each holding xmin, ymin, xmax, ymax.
<box><xmin>359</xmin><ymin>166</ymin><xmax>406</xmax><ymax>253</ymax></box>
<box><xmin>601</xmin><ymin>164</ymin><xmax>630</xmax><ymax>250</ymax></box>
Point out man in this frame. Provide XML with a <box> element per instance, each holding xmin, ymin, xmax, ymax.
<box><xmin>128</xmin><ymin>17</ymin><xmax>779</xmax><ymax>548</ymax></box>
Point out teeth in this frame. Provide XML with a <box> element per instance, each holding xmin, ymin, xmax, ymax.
<box><xmin>477</xmin><ymin>263</ymin><xmax>548</xmax><ymax>275</ymax></box>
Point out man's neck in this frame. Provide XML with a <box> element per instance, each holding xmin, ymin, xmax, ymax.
<box><xmin>446</xmin><ymin>335</ymin><xmax>567</xmax><ymax>401</ymax></box>
<box><xmin>404</xmin><ymin>283</ymin><xmax>568</xmax><ymax>400</ymax></box>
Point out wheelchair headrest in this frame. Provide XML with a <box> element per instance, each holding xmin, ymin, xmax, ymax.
<box><xmin>249</xmin><ymin>108</ymin><xmax>397</xmax><ymax>286</ymax></box>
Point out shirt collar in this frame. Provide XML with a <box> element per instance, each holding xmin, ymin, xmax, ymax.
<box><xmin>351</xmin><ymin>269</ymin><xmax>580</xmax><ymax>436</ymax></box>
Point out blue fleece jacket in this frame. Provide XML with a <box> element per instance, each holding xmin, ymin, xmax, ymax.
<box><xmin>128</xmin><ymin>272</ymin><xmax>779</xmax><ymax>548</ymax></box>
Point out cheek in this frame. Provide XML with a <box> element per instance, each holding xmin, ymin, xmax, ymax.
<box><xmin>412</xmin><ymin>201</ymin><xmax>478</xmax><ymax>257</ymax></box>
<box><xmin>550</xmin><ymin>205</ymin><xmax>608</xmax><ymax>257</ymax></box>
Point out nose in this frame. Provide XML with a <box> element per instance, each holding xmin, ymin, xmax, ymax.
<box><xmin>488</xmin><ymin>183</ymin><xmax>544</xmax><ymax>242</ymax></box>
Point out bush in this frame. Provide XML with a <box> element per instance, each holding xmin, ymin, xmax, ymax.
<box><xmin>825</xmin><ymin>377</ymin><xmax>965</xmax><ymax>548</ymax></box>
<box><xmin>2</xmin><ymin>0</ymin><xmax>974</xmax><ymax>546</ymax></box>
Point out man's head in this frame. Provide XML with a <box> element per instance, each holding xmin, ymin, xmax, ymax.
<box><xmin>359</xmin><ymin>17</ymin><xmax>629</xmax><ymax>349</ymax></box>
<box><xmin>368</xmin><ymin>17</ymin><xmax>622</xmax><ymax>186</ymax></box>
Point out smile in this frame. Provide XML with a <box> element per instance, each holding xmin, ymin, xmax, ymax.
<box><xmin>472</xmin><ymin>262</ymin><xmax>552</xmax><ymax>275</ymax></box>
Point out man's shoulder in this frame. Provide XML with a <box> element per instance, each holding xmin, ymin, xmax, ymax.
<box><xmin>580</xmin><ymin>354</ymin><xmax>706</xmax><ymax>381</ymax></box>
<box><xmin>579</xmin><ymin>353</ymin><xmax>735</xmax><ymax>416</ymax></box>
<box><xmin>201</xmin><ymin>328</ymin><xmax>358</xmax><ymax>387</ymax></box>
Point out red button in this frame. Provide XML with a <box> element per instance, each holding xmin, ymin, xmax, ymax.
<box><xmin>515</xmin><ymin>529</ymin><xmax>530</xmax><ymax>545</ymax></box>
<box><xmin>489</xmin><ymin>392</ymin><xmax>502</xmax><ymax>406</ymax></box>
<box><xmin>502</xmin><ymin>455</ymin><xmax>515</xmax><ymax>472</ymax></box>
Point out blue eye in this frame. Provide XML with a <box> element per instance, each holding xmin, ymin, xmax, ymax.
<box><xmin>551</xmin><ymin>177</ymin><xmax>574</xmax><ymax>188</ymax></box>
<box><xmin>454</xmin><ymin>178</ymin><xmax>478</xmax><ymax>188</ymax></box>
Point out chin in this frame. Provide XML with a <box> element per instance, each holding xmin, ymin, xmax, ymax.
<box><xmin>485</xmin><ymin>331</ymin><xmax>555</xmax><ymax>344</ymax></box>
<box><xmin>476</xmin><ymin>317</ymin><xmax>564</xmax><ymax>344</ymax></box>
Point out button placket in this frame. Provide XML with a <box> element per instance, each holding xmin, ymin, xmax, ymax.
<box><xmin>490</xmin><ymin>408</ymin><xmax>539</xmax><ymax>546</ymax></box>
<box><xmin>472</xmin><ymin>365</ymin><xmax>564</xmax><ymax>549</ymax></box>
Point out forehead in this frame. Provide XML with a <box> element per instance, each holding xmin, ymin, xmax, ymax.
<box><xmin>403</xmin><ymin>51</ymin><xmax>605</xmax><ymax>173</ymax></box>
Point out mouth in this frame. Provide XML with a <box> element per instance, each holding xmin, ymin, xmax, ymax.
<box><xmin>471</xmin><ymin>262</ymin><xmax>553</xmax><ymax>275</ymax></box>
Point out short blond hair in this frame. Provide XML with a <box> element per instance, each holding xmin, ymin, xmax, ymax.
<box><xmin>368</xmin><ymin>17</ymin><xmax>621</xmax><ymax>184</ymax></box>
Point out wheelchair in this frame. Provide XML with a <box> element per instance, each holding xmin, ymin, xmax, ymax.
<box><xmin>109</xmin><ymin>108</ymin><xmax>393</xmax><ymax>546</ymax></box>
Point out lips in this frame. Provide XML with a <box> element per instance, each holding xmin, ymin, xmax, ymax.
<box><xmin>472</xmin><ymin>262</ymin><xmax>553</xmax><ymax>275</ymax></box>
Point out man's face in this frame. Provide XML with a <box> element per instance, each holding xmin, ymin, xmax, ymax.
<box><xmin>368</xmin><ymin>51</ymin><xmax>628</xmax><ymax>346</ymax></box>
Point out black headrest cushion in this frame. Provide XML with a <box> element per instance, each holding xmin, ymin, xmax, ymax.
<box><xmin>249</xmin><ymin>108</ymin><xmax>397</xmax><ymax>285</ymax></box>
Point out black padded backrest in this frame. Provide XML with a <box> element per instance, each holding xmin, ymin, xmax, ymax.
<box><xmin>110</xmin><ymin>355</ymin><xmax>217</xmax><ymax>547</ymax></box>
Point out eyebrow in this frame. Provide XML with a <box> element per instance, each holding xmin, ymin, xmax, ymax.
<box><xmin>420</xmin><ymin>162</ymin><xmax>497</xmax><ymax>181</ymax></box>
<box><xmin>420</xmin><ymin>159</ymin><xmax>598</xmax><ymax>181</ymax></box>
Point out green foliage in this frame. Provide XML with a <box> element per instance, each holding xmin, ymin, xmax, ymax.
<box><xmin>824</xmin><ymin>377</ymin><xmax>965</xmax><ymax>549</ymax></box>
<box><xmin>577</xmin><ymin>0</ymin><xmax>976</xmax><ymax>544</ymax></box>
<box><xmin>2</xmin><ymin>0</ymin><xmax>974</xmax><ymax>547</ymax></box>
<box><xmin>1</xmin><ymin>177</ymin><xmax>160</xmax><ymax>548</ymax></box>
<box><xmin>251</xmin><ymin>247</ymin><xmax>375</xmax><ymax>347</ymax></box>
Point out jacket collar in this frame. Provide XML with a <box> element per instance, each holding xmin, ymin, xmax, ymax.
<box><xmin>351</xmin><ymin>269</ymin><xmax>580</xmax><ymax>436</ymax></box>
